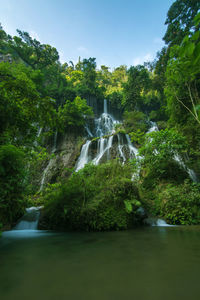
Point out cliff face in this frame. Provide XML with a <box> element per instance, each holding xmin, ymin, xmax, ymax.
<box><xmin>86</xmin><ymin>133</ymin><xmax>136</xmax><ymax>165</ymax></box>
<box><xmin>39</xmin><ymin>131</ymin><xmax>84</xmax><ymax>190</ymax></box>
<box><xmin>38</xmin><ymin>99</ymin><xmax>124</xmax><ymax>190</ymax></box>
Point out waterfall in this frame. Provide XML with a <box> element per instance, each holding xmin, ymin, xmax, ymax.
<box><xmin>14</xmin><ymin>207</ymin><xmax>42</xmax><ymax>230</ymax></box>
<box><xmin>126</xmin><ymin>134</ymin><xmax>139</xmax><ymax>158</ymax></box>
<box><xmin>39</xmin><ymin>159</ymin><xmax>54</xmax><ymax>191</ymax></box>
<box><xmin>75</xmin><ymin>99</ymin><xmax>139</xmax><ymax>171</ymax></box>
<box><xmin>37</xmin><ymin>127</ymin><xmax>42</xmax><ymax>138</ymax></box>
<box><xmin>188</xmin><ymin>169</ymin><xmax>198</xmax><ymax>182</ymax></box>
<box><xmin>174</xmin><ymin>154</ymin><xmax>198</xmax><ymax>182</ymax></box>
<box><xmin>93</xmin><ymin>135</ymin><xmax>114</xmax><ymax>165</ymax></box>
<box><xmin>104</xmin><ymin>99</ymin><xmax>107</xmax><ymax>114</ymax></box>
<box><xmin>76</xmin><ymin>140</ymin><xmax>92</xmax><ymax>171</ymax></box>
<box><xmin>144</xmin><ymin>217</ymin><xmax>174</xmax><ymax>227</ymax></box>
<box><xmin>117</xmin><ymin>134</ymin><xmax>126</xmax><ymax>163</ymax></box>
<box><xmin>52</xmin><ymin>131</ymin><xmax>58</xmax><ymax>153</ymax></box>
<box><xmin>85</xmin><ymin>124</ymin><xmax>93</xmax><ymax>138</ymax></box>
<box><xmin>147</xmin><ymin>121</ymin><xmax>159</xmax><ymax>133</ymax></box>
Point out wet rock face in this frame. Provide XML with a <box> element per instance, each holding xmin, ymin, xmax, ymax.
<box><xmin>39</xmin><ymin>100</ymin><xmax>134</xmax><ymax>188</ymax></box>
<box><xmin>83</xmin><ymin>132</ymin><xmax>137</xmax><ymax>165</ymax></box>
<box><xmin>39</xmin><ymin>132</ymin><xmax>84</xmax><ymax>188</ymax></box>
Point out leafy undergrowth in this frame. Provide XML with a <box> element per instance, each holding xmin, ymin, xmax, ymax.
<box><xmin>39</xmin><ymin>161</ymin><xmax>144</xmax><ymax>231</ymax></box>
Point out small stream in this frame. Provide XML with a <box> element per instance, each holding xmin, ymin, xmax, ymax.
<box><xmin>1</xmin><ymin>226</ymin><xmax>200</xmax><ymax>300</ymax></box>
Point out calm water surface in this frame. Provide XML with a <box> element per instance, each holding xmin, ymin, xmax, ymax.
<box><xmin>1</xmin><ymin>226</ymin><xmax>200</xmax><ymax>300</ymax></box>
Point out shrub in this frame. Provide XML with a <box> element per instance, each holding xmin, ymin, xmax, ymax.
<box><xmin>155</xmin><ymin>181</ymin><xmax>200</xmax><ymax>225</ymax></box>
<box><xmin>0</xmin><ymin>145</ymin><xmax>26</xmax><ymax>225</ymax></box>
<box><xmin>139</xmin><ymin>128</ymin><xmax>190</xmax><ymax>187</ymax></box>
<box><xmin>41</xmin><ymin>161</ymin><xmax>144</xmax><ymax>231</ymax></box>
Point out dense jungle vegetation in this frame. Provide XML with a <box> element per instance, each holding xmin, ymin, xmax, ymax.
<box><xmin>0</xmin><ymin>0</ymin><xmax>200</xmax><ymax>232</ymax></box>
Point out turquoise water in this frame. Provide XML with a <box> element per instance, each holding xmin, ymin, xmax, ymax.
<box><xmin>1</xmin><ymin>226</ymin><xmax>200</xmax><ymax>300</ymax></box>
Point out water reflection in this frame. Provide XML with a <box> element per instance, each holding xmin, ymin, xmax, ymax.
<box><xmin>0</xmin><ymin>227</ymin><xmax>200</xmax><ymax>300</ymax></box>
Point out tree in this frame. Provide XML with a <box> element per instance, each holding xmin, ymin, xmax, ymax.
<box><xmin>139</xmin><ymin>129</ymin><xmax>189</xmax><ymax>184</ymax></box>
<box><xmin>163</xmin><ymin>0</ymin><xmax>200</xmax><ymax>46</ymax></box>
<box><xmin>165</xmin><ymin>13</ymin><xmax>200</xmax><ymax>126</ymax></box>
<box><xmin>10</xmin><ymin>30</ymin><xmax>59</xmax><ymax>69</ymax></box>
<box><xmin>0</xmin><ymin>62</ymin><xmax>56</xmax><ymax>146</ymax></box>
<box><xmin>123</xmin><ymin>65</ymin><xmax>150</xmax><ymax>111</ymax></box>
<box><xmin>0</xmin><ymin>24</ymin><xmax>12</xmax><ymax>55</ymax></box>
<box><xmin>81</xmin><ymin>57</ymin><xmax>97</xmax><ymax>96</ymax></box>
<box><xmin>57</xmin><ymin>96</ymin><xmax>93</xmax><ymax>131</ymax></box>
<box><xmin>0</xmin><ymin>145</ymin><xmax>26</xmax><ymax>225</ymax></box>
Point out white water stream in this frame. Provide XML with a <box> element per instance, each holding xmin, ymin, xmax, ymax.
<box><xmin>14</xmin><ymin>207</ymin><xmax>42</xmax><ymax>230</ymax></box>
<box><xmin>75</xmin><ymin>100</ymin><xmax>138</xmax><ymax>171</ymax></box>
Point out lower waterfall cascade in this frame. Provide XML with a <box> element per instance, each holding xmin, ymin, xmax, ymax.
<box><xmin>14</xmin><ymin>207</ymin><xmax>43</xmax><ymax>230</ymax></box>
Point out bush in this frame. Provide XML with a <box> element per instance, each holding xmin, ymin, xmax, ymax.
<box><xmin>155</xmin><ymin>181</ymin><xmax>200</xmax><ymax>225</ymax></box>
<box><xmin>0</xmin><ymin>145</ymin><xmax>26</xmax><ymax>226</ymax></box>
<box><xmin>139</xmin><ymin>128</ymin><xmax>190</xmax><ymax>187</ymax></box>
<box><xmin>123</xmin><ymin>110</ymin><xmax>147</xmax><ymax>134</ymax></box>
<box><xmin>41</xmin><ymin>161</ymin><xmax>144</xmax><ymax>231</ymax></box>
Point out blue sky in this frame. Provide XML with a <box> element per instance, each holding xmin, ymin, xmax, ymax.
<box><xmin>0</xmin><ymin>0</ymin><xmax>174</xmax><ymax>69</ymax></box>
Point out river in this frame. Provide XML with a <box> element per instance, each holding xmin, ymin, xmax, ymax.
<box><xmin>1</xmin><ymin>226</ymin><xmax>200</xmax><ymax>300</ymax></box>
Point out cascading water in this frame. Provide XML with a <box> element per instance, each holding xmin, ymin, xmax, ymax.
<box><xmin>147</xmin><ymin>121</ymin><xmax>159</xmax><ymax>133</ymax></box>
<box><xmin>126</xmin><ymin>134</ymin><xmax>139</xmax><ymax>158</ymax></box>
<box><xmin>174</xmin><ymin>154</ymin><xmax>198</xmax><ymax>182</ymax></box>
<box><xmin>117</xmin><ymin>134</ymin><xmax>126</xmax><ymax>163</ymax></box>
<box><xmin>76</xmin><ymin>140</ymin><xmax>92</xmax><ymax>171</ymax></box>
<box><xmin>14</xmin><ymin>207</ymin><xmax>42</xmax><ymax>230</ymax></box>
<box><xmin>104</xmin><ymin>99</ymin><xmax>108</xmax><ymax>114</ymax></box>
<box><xmin>75</xmin><ymin>100</ymin><xmax>138</xmax><ymax>171</ymax></box>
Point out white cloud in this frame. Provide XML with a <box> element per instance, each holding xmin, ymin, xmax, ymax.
<box><xmin>132</xmin><ymin>53</ymin><xmax>153</xmax><ymax>66</ymax></box>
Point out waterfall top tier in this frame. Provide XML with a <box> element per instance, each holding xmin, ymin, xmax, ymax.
<box><xmin>95</xmin><ymin>113</ymin><xmax>119</xmax><ymax>137</ymax></box>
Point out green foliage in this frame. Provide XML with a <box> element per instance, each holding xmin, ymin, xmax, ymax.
<box><xmin>57</xmin><ymin>96</ymin><xmax>93</xmax><ymax>130</ymax></box>
<box><xmin>165</xmin><ymin>13</ymin><xmax>200</xmax><ymax>126</ymax></box>
<box><xmin>0</xmin><ymin>62</ymin><xmax>56</xmax><ymax>146</ymax></box>
<box><xmin>1</xmin><ymin>13</ymin><xmax>200</xmax><ymax>230</ymax></box>
<box><xmin>163</xmin><ymin>0</ymin><xmax>200</xmax><ymax>46</ymax></box>
<box><xmin>41</xmin><ymin>161</ymin><xmax>143</xmax><ymax>231</ymax></box>
<box><xmin>155</xmin><ymin>181</ymin><xmax>200</xmax><ymax>225</ymax></box>
<box><xmin>123</xmin><ymin>110</ymin><xmax>148</xmax><ymax>134</ymax></box>
<box><xmin>11</xmin><ymin>30</ymin><xmax>59</xmax><ymax>69</ymax></box>
<box><xmin>0</xmin><ymin>145</ymin><xmax>26</xmax><ymax>225</ymax></box>
<box><xmin>123</xmin><ymin>65</ymin><xmax>150</xmax><ymax>111</ymax></box>
<box><xmin>139</xmin><ymin>129</ymin><xmax>190</xmax><ymax>186</ymax></box>
<box><xmin>129</xmin><ymin>129</ymin><xmax>146</xmax><ymax>145</ymax></box>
